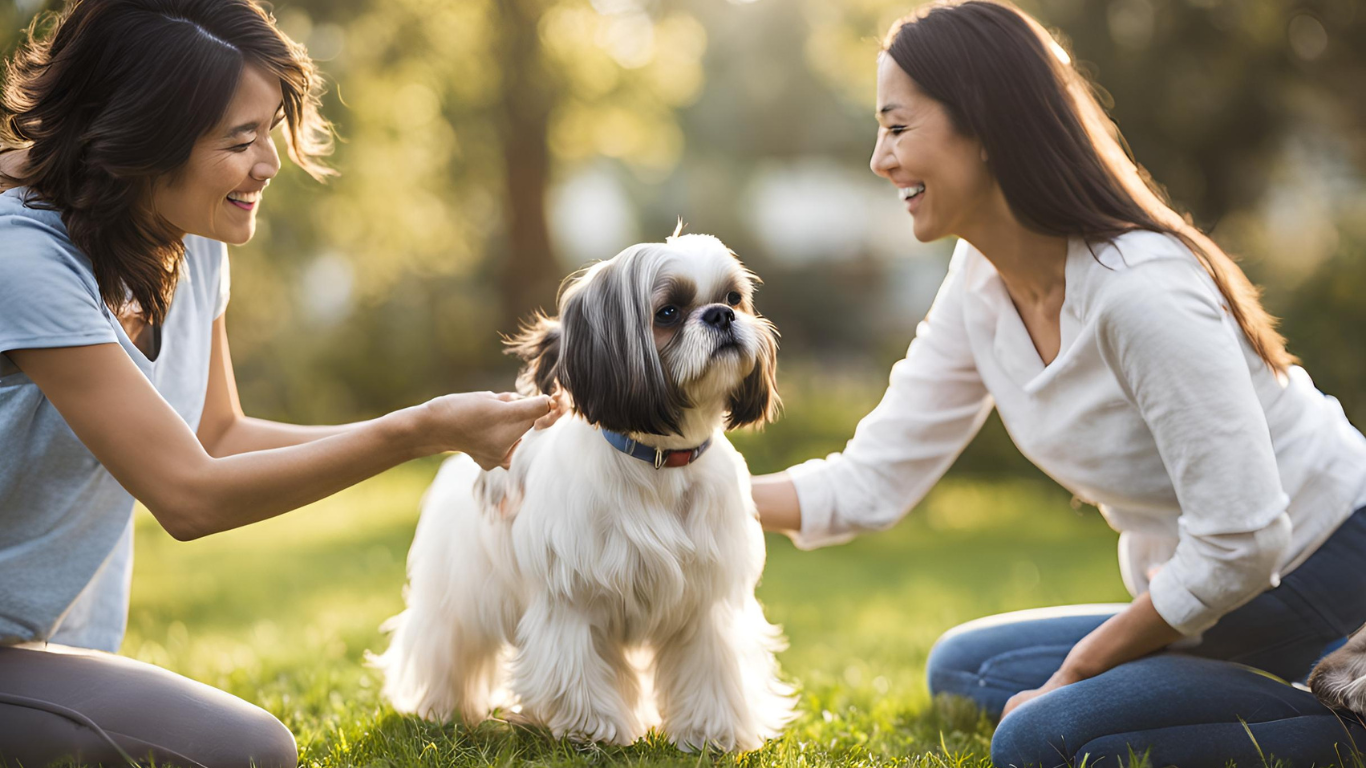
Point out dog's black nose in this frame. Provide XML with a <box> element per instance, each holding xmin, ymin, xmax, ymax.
<box><xmin>702</xmin><ymin>305</ymin><xmax>735</xmax><ymax>330</ymax></box>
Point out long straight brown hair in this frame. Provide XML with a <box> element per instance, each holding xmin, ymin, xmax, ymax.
<box><xmin>0</xmin><ymin>0</ymin><xmax>333</xmax><ymax>325</ymax></box>
<box><xmin>884</xmin><ymin>0</ymin><xmax>1294</xmax><ymax>372</ymax></box>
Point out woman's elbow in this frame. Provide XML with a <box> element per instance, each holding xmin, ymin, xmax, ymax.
<box><xmin>1251</xmin><ymin>513</ymin><xmax>1293</xmax><ymax>583</ymax></box>
<box><xmin>148</xmin><ymin>504</ymin><xmax>211</xmax><ymax>541</ymax></box>
<box><xmin>145</xmin><ymin>487</ymin><xmax>222</xmax><ymax>541</ymax></box>
<box><xmin>857</xmin><ymin>500</ymin><xmax>912</xmax><ymax>533</ymax></box>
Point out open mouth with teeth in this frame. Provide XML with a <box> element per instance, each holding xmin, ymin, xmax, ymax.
<box><xmin>899</xmin><ymin>183</ymin><xmax>926</xmax><ymax>202</ymax></box>
<box><xmin>227</xmin><ymin>190</ymin><xmax>262</xmax><ymax>211</ymax></box>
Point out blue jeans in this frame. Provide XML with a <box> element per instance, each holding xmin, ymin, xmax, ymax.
<box><xmin>927</xmin><ymin>507</ymin><xmax>1366</xmax><ymax>767</ymax></box>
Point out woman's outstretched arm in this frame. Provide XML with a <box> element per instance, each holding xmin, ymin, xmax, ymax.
<box><xmin>10</xmin><ymin>342</ymin><xmax>550</xmax><ymax>541</ymax></box>
<box><xmin>752</xmin><ymin>473</ymin><xmax>801</xmax><ymax>535</ymax></box>
<box><xmin>196</xmin><ymin>317</ymin><xmax>365</xmax><ymax>455</ymax></box>
<box><xmin>195</xmin><ymin>316</ymin><xmax>559</xmax><ymax>456</ymax></box>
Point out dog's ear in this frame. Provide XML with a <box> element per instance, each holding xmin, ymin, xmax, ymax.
<box><xmin>727</xmin><ymin>316</ymin><xmax>781</xmax><ymax>429</ymax></box>
<box><xmin>504</xmin><ymin>312</ymin><xmax>561</xmax><ymax>396</ymax></box>
<box><xmin>557</xmin><ymin>252</ymin><xmax>687</xmax><ymax>436</ymax></box>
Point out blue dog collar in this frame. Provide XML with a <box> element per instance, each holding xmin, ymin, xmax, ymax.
<box><xmin>601</xmin><ymin>429</ymin><xmax>713</xmax><ymax>469</ymax></box>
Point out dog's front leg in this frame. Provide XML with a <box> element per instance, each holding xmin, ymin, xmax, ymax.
<box><xmin>511</xmin><ymin>595</ymin><xmax>643</xmax><ymax>745</ymax></box>
<box><xmin>1310</xmin><ymin>625</ymin><xmax>1366</xmax><ymax>716</ymax></box>
<box><xmin>655</xmin><ymin>600</ymin><xmax>794</xmax><ymax>753</ymax></box>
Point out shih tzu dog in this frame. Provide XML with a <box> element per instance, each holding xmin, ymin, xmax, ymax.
<box><xmin>371</xmin><ymin>231</ymin><xmax>796</xmax><ymax>751</ymax></box>
<box><xmin>1310</xmin><ymin>627</ymin><xmax>1366</xmax><ymax>718</ymax></box>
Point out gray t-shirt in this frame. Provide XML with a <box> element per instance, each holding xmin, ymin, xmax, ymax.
<box><xmin>0</xmin><ymin>186</ymin><xmax>229</xmax><ymax>652</ymax></box>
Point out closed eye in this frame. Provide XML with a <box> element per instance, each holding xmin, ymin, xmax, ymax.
<box><xmin>229</xmin><ymin>138</ymin><xmax>255</xmax><ymax>152</ymax></box>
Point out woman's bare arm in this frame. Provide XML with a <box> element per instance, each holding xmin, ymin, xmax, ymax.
<box><xmin>195</xmin><ymin>315</ymin><xmax>562</xmax><ymax>456</ymax></box>
<box><xmin>196</xmin><ymin>315</ymin><xmax>364</xmax><ymax>456</ymax></box>
<box><xmin>10</xmin><ymin>342</ymin><xmax>550</xmax><ymax>541</ymax></box>
<box><xmin>752</xmin><ymin>472</ymin><xmax>801</xmax><ymax>534</ymax></box>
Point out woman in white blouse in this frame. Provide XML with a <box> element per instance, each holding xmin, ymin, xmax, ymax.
<box><xmin>753</xmin><ymin>2</ymin><xmax>1366</xmax><ymax>764</ymax></box>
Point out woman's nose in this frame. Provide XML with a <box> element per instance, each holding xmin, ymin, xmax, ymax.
<box><xmin>253</xmin><ymin>137</ymin><xmax>281</xmax><ymax>181</ymax></box>
<box><xmin>869</xmin><ymin>137</ymin><xmax>896</xmax><ymax>178</ymax></box>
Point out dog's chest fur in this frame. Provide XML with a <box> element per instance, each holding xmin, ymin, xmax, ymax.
<box><xmin>503</xmin><ymin>420</ymin><xmax>760</xmax><ymax>641</ymax></box>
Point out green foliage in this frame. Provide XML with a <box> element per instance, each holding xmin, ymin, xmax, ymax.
<box><xmin>4</xmin><ymin>0</ymin><xmax>1365</xmax><ymax>433</ymax></box>
<box><xmin>1277</xmin><ymin>228</ymin><xmax>1366</xmax><ymax>425</ymax></box>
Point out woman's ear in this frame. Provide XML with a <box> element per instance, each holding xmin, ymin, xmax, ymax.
<box><xmin>504</xmin><ymin>313</ymin><xmax>561</xmax><ymax>396</ymax></box>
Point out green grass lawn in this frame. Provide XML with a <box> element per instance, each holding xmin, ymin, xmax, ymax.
<box><xmin>121</xmin><ymin>459</ymin><xmax>1135</xmax><ymax>767</ymax></box>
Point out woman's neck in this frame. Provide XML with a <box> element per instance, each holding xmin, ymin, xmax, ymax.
<box><xmin>958</xmin><ymin>193</ymin><xmax>1069</xmax><ymax>307</ymax></box>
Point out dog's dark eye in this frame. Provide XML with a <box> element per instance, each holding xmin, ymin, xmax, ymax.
<box><xmin>726</xmin><ymin>291</ymin><xmax>742</xmax><ymax>306</ymax></box>
<box><xmin>655</xmin><ymin>305</ymin><xmax>681</xmax><ymax>326</ymax></box>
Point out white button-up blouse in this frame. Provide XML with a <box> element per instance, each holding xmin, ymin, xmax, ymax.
<box><xmin>787</xmin><ymin>230</ymin><xmax>1366</xmax><ymax>636</ymax></box>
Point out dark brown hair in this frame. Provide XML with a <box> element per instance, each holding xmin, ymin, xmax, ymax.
<box><xmin>0</xmin><ymin>0</ymin><xmax>333</xmax><ymax>325</ymax></box>
<box><xmin>884</xmin><ymin>0</ymin><xmax>1294</xmax><ymax>371</ymax></box>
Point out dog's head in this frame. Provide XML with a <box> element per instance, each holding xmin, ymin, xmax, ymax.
<box><xmin>506</xmin><ymin>231</ymin><xmax>780</xmax><ymax>437</ymax></box>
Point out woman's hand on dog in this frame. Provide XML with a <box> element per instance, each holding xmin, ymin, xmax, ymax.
<box><xmin>495</xmin><ymin>390</ymin><xmax>568</xmax><ymax>468</ymax></box>
<box><xmin>416</xmin><ymin>391</ymin><xmax>555</xmax><ymax>470</ymax></box>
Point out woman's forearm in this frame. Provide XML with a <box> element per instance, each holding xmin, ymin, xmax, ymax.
<box><xmin>163</xmin><ymin>406</ymin><xmax>427</xmax><ymax>540</ymax></box>
<box><xmin>752</xmin><ymin>472</ymin><xmax>802</xmax><ymax>534</ymax></box>
<box><xmin>1056</xmin><ymin>592</ymin><xmax>1184</xmax><ymax>682</ymax></box>
<box><xmin>206</xmin><ymin>414</ymin><xmax>371</xmax><ymax>457</ymax></box>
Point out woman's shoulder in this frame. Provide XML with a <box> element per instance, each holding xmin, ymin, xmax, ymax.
<box><xmin>0</xmin><ymin>190</ymin><xmax>117</xmax><ymax>352</ymax></box>
<box><xmin>0</xmin><ymin>188</ymin><xmax>92</xmax><ymax>281</ymax></box>
<box><xmin>1085</xmin><ymin>229</ymin><xmax>1199</xmax><ymax>272</ymax></box>
<box><xmin>0</xmin><ymin>186</ymin><xmax>69</xmax><ymax>238</ymax></box>
<box><xmin>1074</xmin><ymin>230</ymin><xmax>1223</xmax><ymax>318</ymax></box>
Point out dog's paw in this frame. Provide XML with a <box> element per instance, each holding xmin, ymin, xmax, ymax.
<box><xmin>666</xmin><ymin>724</ymin><xmax>764</xmax><ymax>754</ymax></box>
<box><xmin>538</xmin><ymin>708</ymin><xmax>642</xmax><ymax>747</ymax></box>
<box><xmin>1309</xmin><ymin>641</ymin><xmax>1366</xmax><ymax>715</ymax></box>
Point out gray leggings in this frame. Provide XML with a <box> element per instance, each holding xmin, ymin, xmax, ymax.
<box><xmin>0</xmin><ymin>643</ymin><xmax>296</xmax><ymax>768</ymax></box>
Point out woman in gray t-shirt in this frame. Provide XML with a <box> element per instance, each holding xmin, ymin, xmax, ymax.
<box><xmin>0</xmin><ymin>1</ymin><xmax>555</xmax><ymax>765</ymax></box>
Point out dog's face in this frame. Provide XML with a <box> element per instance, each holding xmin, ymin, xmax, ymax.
<box><xmin>508</xmin><ymin>233</ymin><xmax>779</xmax><ymax>437</ymax></box>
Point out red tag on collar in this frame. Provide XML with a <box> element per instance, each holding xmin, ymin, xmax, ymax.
<box><xmin>662</xmin><ymin>450</ymin><xmax>694</xmax><ymax>467</ymax></box>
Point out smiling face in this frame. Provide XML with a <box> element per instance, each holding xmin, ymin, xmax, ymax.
<box><xmin>870</xmin><ymin>54</ymin><xmax>997</xmax><ymax>243</ymax></box>
<box><xmin>151</xmin><ymin>63</ymin><xmax>283</xmax><ymax>245</ymax></box>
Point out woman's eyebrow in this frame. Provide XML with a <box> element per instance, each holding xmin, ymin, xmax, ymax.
<box><xmin>224</xmin><ymin>122</ymin><xmax>259</xmax><ymax>138</ymax></box>
<box><xmin>224</xmin><ymin>103</ymin><xmax>286</xmax><ymax>138</ymax></box>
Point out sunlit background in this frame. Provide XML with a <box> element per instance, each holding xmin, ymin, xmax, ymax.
<box><xmin>6</xmin><ymin>0</ymin><xmax>1362</xmax><ymax>447</ymax></box>
<box><xmin>3</xmin><ymin>0</ymin><xmax>1365</xmax><ymax>762</ymax></box>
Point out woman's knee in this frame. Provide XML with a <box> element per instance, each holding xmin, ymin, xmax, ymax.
<box><xmin>207</xmin><ymin>705</ymin><xmax>297</xmax><ymax>768</ymax></box>
<box><xmin>991</xmin><ymin>704</ymin><xmax>1067</xmax><ymax>768</ymax></box>
<box><xmin>925</xmin><ymin>625</ymin><xmax>987</xmax><ymax>698</ymax></box>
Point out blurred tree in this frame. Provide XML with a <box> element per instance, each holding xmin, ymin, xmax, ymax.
<box><xmin>3</xmin><ymin>0</ymin><xmax>1364</xmax><ymax>445</ymax></box>
<box><xmin>1278</xmin><ymin>226</ymin><xmax>1366</xmax><ymax>424</ymax></box>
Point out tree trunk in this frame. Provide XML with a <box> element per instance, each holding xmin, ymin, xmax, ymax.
<box><xmin>495</xmin><ymin>0</ymin><xmax>561</xmax><ymax>331</ymax></box>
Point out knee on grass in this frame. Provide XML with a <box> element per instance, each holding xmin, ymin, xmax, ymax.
<box><xmin>990</xmin><ymin>703</ymin><xmax>1077</xmax><ymax>768</ymax></box>
<box><xmin>197</xmin><ymin>702</ymin><xmax>298</xmax><ymax>768</ymax></box>
<box><xmin>925</xmin><ymin>626</ymin><xmax>988</xmax><ymax>700</ymax></box>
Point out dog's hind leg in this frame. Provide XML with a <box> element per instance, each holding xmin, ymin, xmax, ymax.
<box><xmin>371</xmin><ymin>605</ymin><xmax>505</xmax><ymax>724</ymax></box>
<box><xmin>511</xmin><ymin>596</ymin><xmax>645</xmax><ymax>745</ymax></box>
<box><xmin>370</xmin><ymin>455</ymin><xmax>511</xmax><ymax>724</ymax></box>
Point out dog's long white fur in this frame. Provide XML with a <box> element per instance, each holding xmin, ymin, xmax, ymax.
<box><xmin>373</xmin><ymin>422</ymin><xmax>794</xmax><ymax>749</ymax></box>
